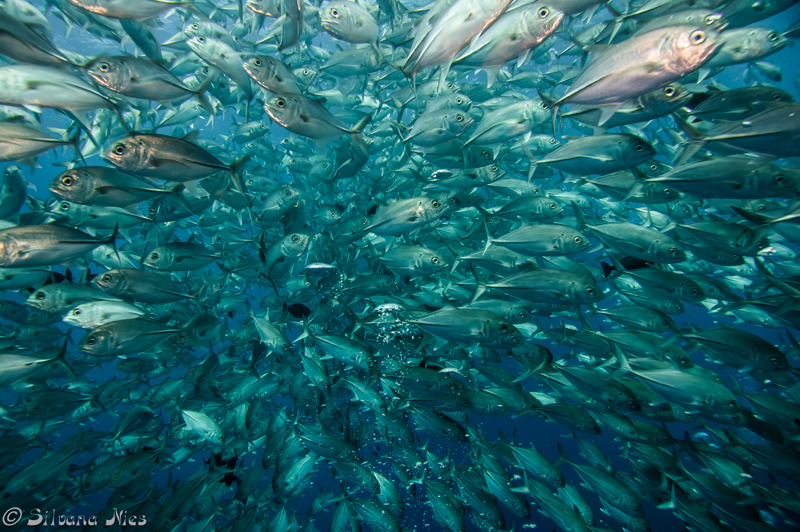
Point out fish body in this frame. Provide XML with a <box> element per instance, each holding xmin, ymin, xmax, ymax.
<box><xmin>0</xmin><ymin>225</ymin><xmax>115</xmax><ymax>267</ymax></box>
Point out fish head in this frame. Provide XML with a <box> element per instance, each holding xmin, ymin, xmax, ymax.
<box><xmin>78</xmin><ymin>328</ymin><xmax>112</xmax><ymax>354</ymax></box>
<box><xmin>701</xmin><ymin>12</ymin><xmax>728</xmax><ymax>32</ymax></box>
<box><xmin>44</xmin><ymin>198</ymin><xmax>76</xmax><ymax>219</ymax></box>
<box><xmin>498</xmin><ymin>320</ymin><xmax>524</xmax><ymax>346</ymax></box>
<box><xmin>624</xmin><ymin>135</ymin><xmax>657</xmax><ymax>162</ymax></box>
<box><xmin>320</xmin><ymin>1</ymin><xmax>360</xmax><ymax>38</ymax></box>
<box><xmin>63</xmin><ymin>304</ymin><xmax>93</xmax><ymax>327</ymax></box>
<box><xmin>671</xmin><ymin>25</ymin><xmax>722</xmax><ymax>72</ymax></box>
<box><xmin>2</xmin><ymin>165</ymin><xmax>23</xmax><ymax>185</ymax></box>
<box><xmin>582</xmin><ymin>280</ymin><xmax>604</xmax><ymax>303</ymax></box>
<box><xmin>243</xmin><ymin>55</ymin><xmax>274</xmax><ymax>81</ymax></box>
<box><xmin>92</xmin><ymin>268</ymin><xmax>126</xmax><ymax>294</ymax></box>
<box><xmin>182</xmin><ymin>20</ymin><xmax>209</xmax><ymax>39</ymax></box>
<box><xmin>264</xmin><ymin>93</ymin><xmax>303</xmax><ymax>129</ymax></box>
<box><xmin>445</xmin><ymin>110</ymin><xmax>474</xmax><ymax>135</ymax></box>
<box><xmin>102</xmin><ymin>135</ymin><xmax>148</xmax><ymax>172</ymax></box>
<box><xmin>26</xmin><ymin>285</ymin><xmax>61</xmax><ymax>311</ymax></box>
<box><xmin>638</xmin><ymin>160</ymin><xmax>672</xmax><ymax>177</ymax></box>
<box><xmin>143</xmin><ymin>247</ymin><xmax>172</xmax><ymax>270</ymax></box>
<box><xmin>281</xmin><ymin>233</ymin><xmax>311</xmax><ymax>257</ymax></box>
<box><xmin>185</xmin><ymin>35</ymin><xmax>214</xmax><ymax>57</ymax></box>
<box><xmin>509</xmin><ymin>306</ymin><xmax>531</xmax><ymax>324</ymax></box>
<box><xmin>292</xmin><ymin>66</ymin><xmax>317</xmax><ymax>86</ymax></box>
<box><xmin>50</xmin><ymin>168</ymin><xmax>93</xmax><ymax>201</ymax></box>
<box><xmin>647</xmin><ymin>83</ymin><xmax>694</xmax><ymax>110</ymax></box>
<box><xmin>0</xmin><ymin>233</ymin><xmax>19</xmax><ymax>268</ymax></box>
<box><xmin>563</xmin><ymin>231</ymin><xmax>591</xmax><ymax>255</ymax></box>
<box><xmin>428</xmin><ymin>252</ymin><xmax>448</xmax><ymax>273</ymax></box>
<box><xmin>532</xmin><ymin>4</ymin><xmax>565</xmax><ymax>38</ymax></box>
<box><xmin>84</xmin><ymin>56</ymin><xmax>128</xmax><ymax>92</ymax></box>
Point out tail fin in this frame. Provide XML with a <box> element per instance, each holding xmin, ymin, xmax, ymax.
<box><xmin>228</xmin><ymin>154</ymin><xmax>253</xmax><ymax>196</ymax></box>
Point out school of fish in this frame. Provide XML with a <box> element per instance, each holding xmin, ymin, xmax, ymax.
<box><xmin>0</xmin><ymin>0</ymin><xmax>799</xmax><ymax>530</ymax></box>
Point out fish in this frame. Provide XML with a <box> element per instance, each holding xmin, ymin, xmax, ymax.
<box><xmin>0</xmin><ymin>224</ymin><xmax>117</xmax><ymax>267</ymax></box>
<box><xmin>84</xmin><ymin>55</ymin><xmax>212</xmax><ymax>112</ymax></box>
<box><xmin>102</xmin><ymin>132</ymin><xmax>250</xmax><ymax>193</ymax></box>
<box><xmin>552</xmin><ymin>25</ymin><xmax>721</xmax><ymax>124</ymax></box>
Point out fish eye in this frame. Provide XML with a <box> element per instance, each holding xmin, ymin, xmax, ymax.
<box><xmin>635</xmin><ymin>144</ymin><xmax>645</xmax><ymax>152</ymax></box>
<box><xmin>196</xmin><ymin>36</ymin><xmax>205</xmax><ymax>43</ymax></box>
<box><xmin>629</xmin><ymin>401</ymin><xmax>638</xmax><ymax>409</ymax></box>
<box><xmin>549</xmin><ymin>203</ymin><xmax>557</xmax><ymax>209</ymax></box>
<box><xmin>72</xmin><ymin>309</ymin><xmax>81</xmax><ymax>316</ymax></box>
<box><xmin>500</xmin><ymin>323</ymin><xmax>509</xmax><ymax>330</ymax></box>
<box><xmin>149</xmin><ymin>208</ymin><xmax>156</xmax><ymax>216</ymax></box>
<box><xmin>86</xmin><ymin>337</ymin><xmax>96</xmax><ymax>345</ymax></box>
<box><xmin>775</xmin><ymin>174</ymin><xmax>785</xmax><ymax>182</ymax></box>
<box><xmin>768</xmin><ymin>31</ymin><xmax>777</xmax><ymax>41</ymax></box>
<box><xmin>491</xmin><ymin>165</ymin><xmax>498</xmax><ymax>171</ymax></box>
<box><xmin>432</xmin><ymin>200</ymin><xmax>440</xmax><ymax>208</ymax></box>
<box><xmin>331</xmin><ymin>8</ymin><xmax>339</xmax><ymax>16</ymax></box>
<box><xmin>573</xmin><ymin>236</ymin><xmax>581</xmax><ymax>243</ymax></box>
<box><xmin>664</xmin><ymin>86</ymin><xmax>675</xmax><ymax>97</ymax></box>
<box><xmin>361</xmin><ymin>218</ymin><xmax>367</xmax><ymax>225</ymax></box>
<box><xmin>482</xmin><ymin>150</ymin><xmax>490</xmax><ymax>157</ymax></box>
<box><xmin>102</xmin><ymin>274</ymin><xmax>111</xmax><ymax>282</ymax></box>
<box><xmin>284</xmin><ymin>189</ymin><xmax>293</xmax><ymax>196</ymax></box>
<box><xmin>538</xmin><ymin>6</ymin><xmax>549</xmax><ymax>17</ymax></box>
<box><xmin>771</xmin><ymin>357</ymin><xmax>781</xmax><ymax>365</ymax></box>
<box><xmin>456</xmin><ymin>97</ymin><xmax>463</xmax><ymax>104</ymax></box>
<box><xmin>191</xmin><ymin>23</ymin><xmax>199</xmax><ymax>30</ymax></box>
<box><xmin>61</xmin><ymin>203</ymin><xmax>69</xmax><ymax>211</ymax></box>
<box><xmin>456</xmin><ymin>114</ymin><xmax>463</xmax><ymax>122</ymax></box>
<box><xmin>61</xmin><ymin>176</ymin><xmax>73</xmax><ymax>186</ymax></box>
<box><xmin>669</xmin><ymin>247</ymin><xmax>679</xmax><ymax>255</ymax></box>
<box><xmin>690</xmin><ymin>30</ymin><xmax>706</xmax><ymax>44</ymax></box>
<box><xmin>650</xmin><ymin>164</ymin><xmax>658</xmax><ymax>171</ymax></box>
<box><xmin>586</xmin><ymin>287</ymin><xmax>595</xmax><ymax>294</ymax></box>
<box><xmin>253</xmin><ymin>58</ymin><xmax>262</xmax><ymax>67</ymax></box>
<box><xmin>705</xmin><ymin>15</ymin><xmax>714</xmax><ymax>24</ymax></box>
<box><xmin>774</xmin><ymin>93</ymin><xmax>784</xmax><ymax>100</ymax></box>
<box><xmin>98</xmin><ymin>63</ymin><xmax>109</xmax><ymax>72</ymax></box>
<box><xmin>728</xmin><ymin>401</ymin><xmax>736</xmax><ymax>408</ymax></box>
<box><xmin>35</xmin><ymin>292</ymin><xmax>45</xmax><ymax>300</ymax></box>
<box><xmin>114</xmin><ymin>145</ymin><xmax>125</xmax><ymax>155</ymax></box>
<box><xmin>276</xmin><ymin>98</ymin><xmax>286</xmax><ymax>108</ymax></box>
<box><xmin>291</xmin><ymin>235</ymin><xmax>299</xmax><ymax>243</ymax></box>
<box><xmin>150</xmin><ymin>253</ymin><xmax>159</xmax><ymax>260</ymax></box>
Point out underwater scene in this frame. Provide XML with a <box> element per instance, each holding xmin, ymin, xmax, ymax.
<box><xmin>0</xmin><ymin>0</ymin><xmax>799</xmax><ymax>530</ymax></box>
